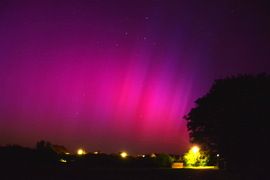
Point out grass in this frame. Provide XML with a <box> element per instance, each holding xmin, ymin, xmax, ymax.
<box><xmin>1</xmin><ymin>166</ymin><xmax>269</xmax><ymax>180</ymax></box>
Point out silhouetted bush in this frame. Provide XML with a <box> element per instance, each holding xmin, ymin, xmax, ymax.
<box><xmin>155</xmin><ymin>153</ymin><xmax>174</xmax><ymax>167</ymax></box>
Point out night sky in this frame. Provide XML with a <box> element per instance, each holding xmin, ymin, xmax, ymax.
<box><xmin>1</xmin><ymin>0</ymin><xmax>270</xmax><ymax>155</ymax></box>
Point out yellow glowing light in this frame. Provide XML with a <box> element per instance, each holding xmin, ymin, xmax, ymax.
<box><xmin>192</xmin><ymin>146</ymin><xmax>199</xmax><ymax>153</ymax></box>
<box><xmin>77</xmin><ymin>149</ymin><xmax>85</xmax><ymax>155</ymax></box>
<box><xmin>121</xmin><ymin>152</ymin><xmax>127</xmax><ymax>158</ymax></box>
<box><xmin>59</xmin><ymin>159</ymin><xmax>67</xmax><ymax>163</ymax></box>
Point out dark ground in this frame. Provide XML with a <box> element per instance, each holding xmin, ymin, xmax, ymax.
<box><xmin>1</xmin><ymin>167</ymin><xmax>269</xmax><ymax>180</ymax></box>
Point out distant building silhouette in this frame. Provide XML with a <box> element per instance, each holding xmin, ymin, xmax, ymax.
<box><xmin>52</xmin><ymin>145</ymin><xmax>69</xmax><ymax>154</ymax></box>
<box><xmin>93</xmin><ymin>150</ymin><xmax>106</xmax><ymax>155</ymax></box>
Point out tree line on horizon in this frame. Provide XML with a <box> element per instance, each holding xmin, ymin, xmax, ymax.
<box><xmin>0</xmin><ymin>140</ymin><xmax>177</xmax><ymax>168</ymax></box>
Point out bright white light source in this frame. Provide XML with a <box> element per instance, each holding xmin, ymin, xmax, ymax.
<box><xmin>192</xmin><ymin>146</ymin><xmax>199</xmax><ymax>153</ymax></box>
<box><xmin>77</xmin><ymin>149</ymin><xmax>85</xmax><ymax>155</ymax></box>
<box><xmin>121</xmin><ymin>152</ymin><xmax>127</xmax><ymax>158</ymax></box>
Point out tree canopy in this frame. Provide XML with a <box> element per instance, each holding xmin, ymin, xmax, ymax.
<box><xmin>184</xmin><ymin>73</ymin><xmax>270</xmax><ymax>169</ymax></box>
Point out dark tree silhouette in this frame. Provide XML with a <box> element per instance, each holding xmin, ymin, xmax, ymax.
<box><xmin>35</xmin><ymin>140</ymin><xmax>58</xmax><ymax>164</ymax></box>
<box><xmin>184</xmin><ymin>73</ymin><xmax>270</xmax><ymax>169</ymax></box>
<box><xmin>36</xmin><ymin>140</ymin><xmax>52</xmax><ymax>150</ymax></box>
<box><xmin>155</xmin><ymin>153</ymin><xmax>174</xmax><ymax>167</ymax></box>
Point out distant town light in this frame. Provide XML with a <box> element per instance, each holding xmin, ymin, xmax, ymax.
<box><xmin>120</xmin><ymin>152</ymin><xmax>127</xmax><ymax>158</ymax></box>
<box><xmin>59</xmin><ymin>159</ymin><xmax>67</xmax><ymax>163</ymax></box>
<box><xmin>77</xmin><ymin>149</ymin><xmax>85</xmax><ymax>155</ymax></box>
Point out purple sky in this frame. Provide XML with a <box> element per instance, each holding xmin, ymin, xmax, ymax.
<box><xmin>1</xmin><ymin>0</ymin><xmax>270</xmax><ymax>155</ymax></box>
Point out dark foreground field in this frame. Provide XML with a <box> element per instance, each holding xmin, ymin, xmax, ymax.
<box><xmin>1</xmin><ymin>167</ymin><xmax>269</xmax><ymax>180</ymax></box>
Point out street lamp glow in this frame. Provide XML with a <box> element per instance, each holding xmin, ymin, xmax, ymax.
<box><xmin>192</xmin><ymin>146</ymin><xmax>199</xmax><ymax>153</ymax></box>
<box><xmin>77</xmin><ymin>149</ymin><xmax>85</xmax><ymax>155</ymax></box>
<box><xmin>120</xmin><ymin>152</ymin><xmax>127</xmax><ymax>158</ymax></box>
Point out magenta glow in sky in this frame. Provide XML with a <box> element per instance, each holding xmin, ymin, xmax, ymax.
<box><xmin>1</xmin><ymin>0</ymin><xmax>270</xmax><ymax>155</ymax></box>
